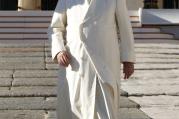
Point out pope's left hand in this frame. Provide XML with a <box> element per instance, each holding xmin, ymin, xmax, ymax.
<box><xmin>123</xmin><ymin>62</ymin><xmax>134</xmax><ymax>80</ymax></box>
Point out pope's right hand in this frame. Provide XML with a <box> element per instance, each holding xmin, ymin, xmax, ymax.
<box><xmin>57</xmin><ymin>51</ymin><xmax>71</xmax><ymax>67</ymax></box>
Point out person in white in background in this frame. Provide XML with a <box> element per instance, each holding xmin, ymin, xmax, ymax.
<box><xmin>48</xmin><ymin>0</ymin><xmax>135</xmax><ymax>118</ymax></box>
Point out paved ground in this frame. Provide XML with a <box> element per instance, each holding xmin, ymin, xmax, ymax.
<box><xmin>121</xmin><ymin>39</ymin><xmax>179</xmax><ymax>119</ymax></box>
<box><xmin>0</xmin><ymin>40</ymin><xmax>151</xmax><ymax>119</ymax></box>
<box><xmin>0</xmin><ymin>39</ymin><xmax>178</xmax><ymax>119</ymax></box>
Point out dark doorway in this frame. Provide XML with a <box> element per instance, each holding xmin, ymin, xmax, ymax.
<box><xmin>144</xmin><ymin>0</ymin><xmax>159</xmax><ymax>9</ymax></box>
<box><xmin>0</xmin><ymin>0</ymin><xmax>18</xmax><ymax>10</ymax></box>
<box><xmin>163</xmin><ymin>0</ymin><xmax>179</xmax><ymax>8</ymax></box>
<box><xmin>41</xmin><ymin>0</ymin><xmax>58</xmax><ymax>10</ymax></box>
<box><xmin>0</xmin><ymin>0</ymin><xmax>58</xmax><ymax>11</ymax></box>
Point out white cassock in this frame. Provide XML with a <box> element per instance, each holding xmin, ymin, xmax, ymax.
<box><xmin>47</xmin><ymin>0</ymin><xmax>135</xmax><ymax>118</ymax></box>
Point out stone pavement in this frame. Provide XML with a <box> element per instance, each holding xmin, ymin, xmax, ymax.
<box><xmin>0</xmin><ymin>40</ymin><xmax>151</xmax><ymax>119</ymax></box>
<box><xmin>121</xmin><ymin>39</ymin><xmax>179</xmax><ymax>119</ymax></box>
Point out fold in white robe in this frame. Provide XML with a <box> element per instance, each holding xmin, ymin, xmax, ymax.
<box><xmin>61</xmin><ymin>0</ymin><xmax>118</xmax><ymax>118</ymax></box>
<box><xmin>65</xmin><ymin>39</ymin><xmax>118</xmax><ymax>119</ymax></box>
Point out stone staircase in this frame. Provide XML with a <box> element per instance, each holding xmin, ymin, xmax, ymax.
<box><xmin>0</xmin><ymin>11</ymin><xmax>175</xmax><ymax>41</ymax></box>
<box><xmin>0</xmin><ymin>11</ymin><xmax>177</xmax><ymax>119</ymax></box>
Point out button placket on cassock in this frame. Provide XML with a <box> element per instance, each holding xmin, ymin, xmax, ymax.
<box><xmin>79</xmin><ymin>0</ymin><xmax>92</xmax><ymax>62</ymax></box>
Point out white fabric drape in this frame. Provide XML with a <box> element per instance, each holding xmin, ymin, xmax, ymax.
<box><xmin>48</xmin><ymin>0</ymin><xmax>135</xmax><ymax>118</ymax></box>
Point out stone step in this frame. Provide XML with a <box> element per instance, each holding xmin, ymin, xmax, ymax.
<box><xmin>133</xmin><ymin>28</ymin><xmax>161</xmax><ymax>33</ymax></box>
<box><xmin>0</xmin><ymin>28</ymin><xmax>47</xmax><ymax>33</ymax></box>
<box><xmin>0</xmin><ymin>33</ymin><xmax>170</xmax><ymax>40</ymax></box>
<box><xmin>0</xmin><ymin>22</ymin><xmax>140</xmax><ymax>28</ymax></box>
<box><xmin>45</xmin><ymin>64</ymin><xmax>59</xmax><ymax>70</ymax></box>
<box><xmin>0</xmin><ymin>86</ymin><xmax>56</xmax><ymax>97</ymax></box>
<box><xmin>134</xmin><ymin>63</ymin><xmax>179</xmax><ymax>70</ymax></box>
<box><xmin>131</xmin><ymin>22</ymin><xmax>142</xmax><ymax>27</ymax></box>
<box><xmin>135</xmin><ymin>43</ymin><xmax>179</xmax><ymax>48</ymax></box>
<box><xmin>0</xmin><ymin>96</ymin><xmax>139</xmax><ymax>110</ymax></box>
<box><xmin>0</xmin><ymin>47</ymin><xmax>44</xmax><ymax>52</ymax></box>
<box><xmin>0</xmin><ymin>11</ymin><xmax>139</xmax><ymax>17</ymax></box>
<box><xmin>0</xmin><ymin>33</ymin><xmax>169</xmax><ymax>40</ymax></box>
<box><xmin>12</xmin><ymin>78</ymin><xmax>57</xmax><ymax>86</ymax></box>
<box><xmin>136</xmin><ymin>54</ymin><xmax>179</xmax><ymax>59</ymax></box>
<box><xmin>0</xmin><ymin>57</ymin><xmax>44</xmax><ymax>62</ymax></box>
<box><xmin>46</xmin><ymin>52</ymin><xmax>179</xmax><ymax>61</ymax></box>
<box><xmin>0</xmin><ymin>11</ymin><xmax>139</xmax><ymax>22</ymax></box>
<box><xmin>128</xmin><ymin>96</ymin><xmax>179</xmax><ymax>119</ymax></box>
<box><xmin>119</xmin><ymin>108</ymin><xmax>151</xmax><ymax>119</ymax></box>
<box><xmin>0</xmin><ymin>11</ymin><xmax>53</xmax><ymax>17</ymax></box>
<box><xmin>15</xmin><ymin>72</ymin><xmax>179</xmax><ymax>87</ymax></box>
<box><xmin>47</xmin><ymin>57</ymin><xmax>179</xmax><ymax>64</ymax></box>
<box><xmin>13</xmin><ymin>70</ymin><xmax>59</xmax><ymax>78</ymax></box>
<box><xmin>135</xmin><ymin>47</ymin><xmax>179</xmax><ymax>53</ymax></box>
<box><xmin>122</xmin><ymin>70</ymin><xmax>179</xmax><ymax>84</ymax></box>
<box><xmin>129</xmin><ymin>95</ymin><xmax>179</xmax><ymax>108</ymax></box>
<box><xmin>45</xmin><ymin>44</ymin><xmax>179</xmax><ymax>58</ymax></box>
<box><xmin>121</xmin><ymin>85</ymin><xmax>179</xmax><ymax>96</ymax></box>
<box><xmin>0</xmin><ymin>97</ymin><xmax>55</xmax><ymax>110</ymax></box>
<box><xmin>135</xmin><ymin>39</ymin><xmax>179</xmax><ymax>43</ymax></box>
<box><xmin>136</xmin><ymin>58</ymin><xmax>179</xmax><ymax>63</ymax></box>
<box><xmin>132</xmin><ymin>69</ymin><xmax>179</xmax><ymax>79</ymax></box>
<box><xmin>0</xmin><ymin>34</ymin><xmax>47</xmax><ymax>39</ymax></box>
<box><xmin>135</xmin><ymin>51</ymin><xmax>179</xmax><ymax>56</ymax></box>
<box><xmin>0</xmin><ymin>57</ymin><xmax>45</xmax><ymax>70</ymax></box>
<box><xmin>1</xmin><ymin>46</ymin><xmax>178</xmax><ymax>55</ymax></box>
<box><xmin>140</xmin><ymin>107</ymin><xmax>179</xmax><ymax>119</ymax></box>
<box><xmin>0</xmin><ymin>62</ymin><xmax>45</xmax><ymax>70</ymax></box>
<box><xmin>0</xmin><ymin>17</ymin><xmax>51</xmax><ymax>23</ymax></box>
<box><xmin>0</xmin><ymin>86</ymin><xmax>128</xmax><ymax>97</ymax></box>
<box><xmin>130</xmin><ymin>16</ymin><xmax>140</xmax><ymax>22</ymax></box>
<box><xmin>0</xmin><ymin>108</ymin><xmax>151</xmax><ymax>119</ymax></box>
<box><xmin>0</xmin><ymin>110</ymin><xmax>45</xmax><ymax>119</ymax></box>
<box><xmin>0</xmin><ymin>78</ymin><xmax>13</xmax><ymax>87</ymax></box>
<box><xmin>46</xmin><ymin>59</ymin><xmax>179</xmax><ymax>70</ymax></box>
<box><xmin>0</xmin><ymin>23</ymin><xmax>49</xmax><ymax>28</ymax></box>
<box><xmin>121</xmin><ymin>77</ymin><xmax>179</xmax><ymax>86</ymax></box>
<box><xmin>0</xmin><ymin>70</ymin><xmax>13</xmax><ymax>78</ymax></box>
<box><xmin>134</xmin><ymin>33</ymin><xmax>173</xmax><ymax>39</ymax></box>
<box><xmin>45</xmin><ymin>43</ymin><xmax>179</xmax><ymax>57</ymax></box>
<box><xmin>47</xmin><ymin>108</ymin><xmax>151</xmax><ymax>119</ymax></box>
<box><xmin>0</xmin><ymin>17</ymin><xmax>139</xmax><ymax>23</ymax></box>
<box><xmin>45</xmin><ymin>56</ymin><xmax>179</xmax><ymax>64</ymax></box>
<box><xmin>45</xmin><ymin>46</ymin><xmax>179</xmax><ymax>54</ymax></box>
<box><xmin>0</xmin><ymin>40</ymin><xmax>45</xmax><ymax>48</ymax></box>
<box><xmin>0</xmin><ymin>28</ymin><xmax>160</xmax><ymax>33</ymax></box>
<box><xmin>46</xmin><ymin>57</ymin><xmax>179</xmax><ymax>66</ymax></box>
<box><xmin>0</xmin><ymin>52</ymin><xmax>44</xmax><ymax>57</ymax></box>
<box><xmin>46</xmin><ymin>63</ymin><xmax>179</xmax><ymax>70</ymax></box>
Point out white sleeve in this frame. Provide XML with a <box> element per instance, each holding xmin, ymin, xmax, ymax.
<box><xmin>115</xmin><ymin>0</ymin><xmax>135</xmax><ymax>63</ymax></box>
<box><xmin>47</xmin><ymin>0</ymin><xmax>67</xmax><ymax>63</ymax></box>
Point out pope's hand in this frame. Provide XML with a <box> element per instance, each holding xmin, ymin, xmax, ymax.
<box><xmin>57</xmin><ymin>51</ymin><xmax>71</xmax><ymax>67</ymax></box>
<box><xmin>123</xmin><ymin>62</ymin><xmax>134</xmax><ymax>79</ymax></box>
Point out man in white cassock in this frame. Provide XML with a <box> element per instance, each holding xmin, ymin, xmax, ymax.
<box><xmin>48</xmin><ymin>0</ymin><xmax>135</xmax><ymax>118</ymax></box>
